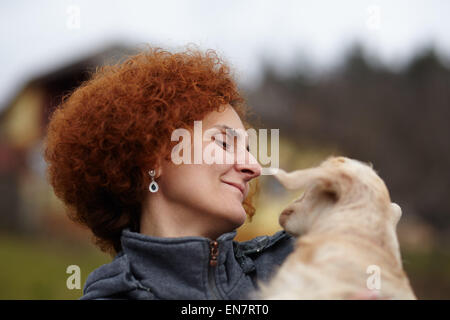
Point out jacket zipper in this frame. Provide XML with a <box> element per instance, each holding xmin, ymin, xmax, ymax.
<box><xmin>208</xmin><ymin>240</ymin><xmax>222</xmax><ymax>299</ymax></box>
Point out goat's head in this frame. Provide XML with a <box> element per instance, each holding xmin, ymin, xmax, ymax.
<box><xmin>273</xmin><ymin>156</ymin><xmax>402</xmax><ymax>236</ymax></box>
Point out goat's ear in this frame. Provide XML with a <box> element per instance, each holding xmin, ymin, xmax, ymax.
<box><xmin>390</xmin><ymin>202</ymin><xmax>402</xmax><ymax>226</ymax></box>
<box><xmin>273</xmin><ymin>167</ymin><xmax>341</xmax><ymax>200</ymax></box>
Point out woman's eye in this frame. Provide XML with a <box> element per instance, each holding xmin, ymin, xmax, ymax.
<box><xmin>212</xmin><ymin>136</ymin><xmax>250</xmax><ymax>153</ymax></box>
<box><xmin>216</xmin><ymin>139</ymin><xmax>229</xmax><ymax>150</ymax></box>
<box><xmin>212</xmin><ymin>135</ymin><xmax>231</xmax><ymax>151</ymax></box>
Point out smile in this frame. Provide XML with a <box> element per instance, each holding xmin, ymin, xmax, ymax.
<box><xmin>222</xmin><ymin>182</ymin><xmax>245</xmax><ymax>198</ymax></box>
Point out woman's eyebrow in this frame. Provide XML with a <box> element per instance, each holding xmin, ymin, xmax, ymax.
<box><xmin>212</xmin><ymin>124</ymin><xmax>241</xmax><ymax>138</ymax></box>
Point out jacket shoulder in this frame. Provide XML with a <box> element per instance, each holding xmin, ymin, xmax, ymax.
<box><xmin>234</xmin><ymin>230</ymin><xmax>294</xmax><ymax>255</ymax></box>
<box><xmin>81</xmin><ymin>252</ymin><xmax>149</xmax><ymax>300</ymax></box>
<box><xmin>233</xmin><ymin>230</ymin><xmax>295</xmax><ymax>284</ymax></box>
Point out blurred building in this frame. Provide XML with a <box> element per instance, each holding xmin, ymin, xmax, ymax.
<box><xmin>0</xmin><ymin>44</ymin><xmax>135</xmax><ymax>236</ymax></box>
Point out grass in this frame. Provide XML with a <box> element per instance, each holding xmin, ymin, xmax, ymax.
<box><xmin>0</xmin><ymin>232</ymin><xmax>111</xmax><ymax>299</ymax></box>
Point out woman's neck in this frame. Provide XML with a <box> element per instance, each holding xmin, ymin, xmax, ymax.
<box><xmin>139</xmin><ymin>193</ymin><xmax>223</xmax><ymax>240</ymax></box>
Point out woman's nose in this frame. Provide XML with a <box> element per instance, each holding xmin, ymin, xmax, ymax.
<box><xmin>235</xmin><ymin>152</ymin><xmax>262</xmax><ymax>180</ymax></box>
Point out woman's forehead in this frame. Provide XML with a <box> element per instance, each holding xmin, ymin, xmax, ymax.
<box><xmin>202</xmin><ymin>105</ymin><xmax>245</xmax><ymax>130</ymax></box>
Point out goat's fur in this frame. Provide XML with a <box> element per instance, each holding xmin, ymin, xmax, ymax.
<box><xmin>256</xmin><ymin>156</ymin><xmax>416</xmax><ymax>299</ymax></box>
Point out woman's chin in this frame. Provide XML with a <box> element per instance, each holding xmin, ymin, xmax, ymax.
<box><xmin>230</xmin><ymin>206</ymin><xmax>248</xmax><ymax>227</ymax></box>
<box><xmin>219</xmin><ymin>205</ymin><xmax>247</xmax><ymax>230</ymax></box>
<box><xmin>214</xmin><ymin>193</ymin><xmax>247</xmax><ymax>229</ymax></box>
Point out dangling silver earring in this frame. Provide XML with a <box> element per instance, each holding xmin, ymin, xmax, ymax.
<box><xmin>148</xmin><ymin>169</ymin><xmax>159</xmax><ymax>193</ymax></box>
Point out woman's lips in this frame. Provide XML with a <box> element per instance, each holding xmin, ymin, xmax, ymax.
<box><xmin>222</xmin><ymin>181</ymin><xmax>245</xmax><ymax>198</ymax></box>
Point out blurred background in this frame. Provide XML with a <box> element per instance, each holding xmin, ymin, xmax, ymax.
<box><xmin>1</xmin><ymin>0</ymin><xmax>449</xmax><ymax>299</ymax></box>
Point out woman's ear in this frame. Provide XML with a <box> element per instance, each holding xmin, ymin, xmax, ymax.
<box><xmin>144</xmin><ymin>157</ymin><xmax>163</xmax><ymax>180</ymax></box>
<box><xmin>154</xmin><ymin>158</ymin><xmax>163</xmax><ymax>179</ymax></box>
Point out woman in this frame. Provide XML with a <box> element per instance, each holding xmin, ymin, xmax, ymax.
<box><xmin>44</xmin><ymin>46</ymin><xmax>294</xmax><ymax>299</ymax></box>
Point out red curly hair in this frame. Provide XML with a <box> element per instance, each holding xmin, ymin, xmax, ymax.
<box><xmin>44</xmin><ymin>46</ymin><xmax>259</xmax><ymax>255</ymax></box>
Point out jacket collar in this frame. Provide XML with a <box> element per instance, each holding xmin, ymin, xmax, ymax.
<box><xmin>119</xmin><ymin>228</ymin><xmax>240</xmax><ymax>299</ymax></box>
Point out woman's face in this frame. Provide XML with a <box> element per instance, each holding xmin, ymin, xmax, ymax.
<box><xmin>155</xmin><ymin>105</ymin><xmax>262</xmax><ymax>238</ymax></box>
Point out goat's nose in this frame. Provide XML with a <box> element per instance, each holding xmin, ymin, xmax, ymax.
<box><xmin>281</xmin><ymin>208</ymin><xmax>294</xmax><ymax>216</ymax></box>
<box><xmin>279</xmin><ymin>208</ymin><xmax>294</xmax><ymax>226</ymax></box>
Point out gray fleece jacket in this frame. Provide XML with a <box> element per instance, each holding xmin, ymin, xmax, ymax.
<box><xmin>81</xmin><ymin>228</ymin><xmax>295</xmax><ymax>300</ymax></box>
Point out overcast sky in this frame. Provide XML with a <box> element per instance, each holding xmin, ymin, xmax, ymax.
<box><xmin>1</xmin><ymin>0</ymin><xmax>449</xmax><ymax>111</ymax></box>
